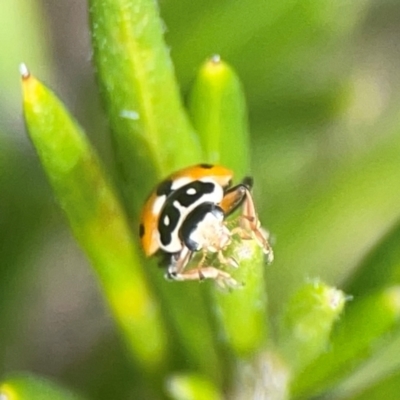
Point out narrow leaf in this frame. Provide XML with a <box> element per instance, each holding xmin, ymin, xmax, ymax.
<box><xmin>89</xmin><ymin>0</ymin><xmax>202</xmax><ymax>217</ymax></box>
<box><xmin>344</xmin><ymin>369</ymin><xmax>400</xmax><ymax>400</ymax></box>
<box><xmin>188</xmin><ymin>56</ymin><xmax>249</xmax><ymax>177</ymax></box>
<box><xmin>345</xmin><ymin>220</ymin><xmax>400</xmax><ymax>296</ymax></box>
<box><xmin>21</xmin><ymin>66</ymin><xmax>169</xmax><ymax>373</ymax></box>
<box><xmin>0</xmin><ymin>373</ymin><xmax>84</xmax><ymax>400</ymax></box>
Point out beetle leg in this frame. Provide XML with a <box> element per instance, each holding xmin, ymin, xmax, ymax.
<box><xmin>220</xmin><ymin>183</ymin><xmax>248</xmax><ymax>217</ymax></box>
<box><xmin>167</xmin><ymin>266</ymin><xmax>237</xmax><ymax>288</ymax></box>
<box><xmin>220</xmin><ymin>179</ymin><xmax>273</xmax><ymax>262</ymax></box>
<box><xmin>229</xmin><ymin>225</ymin><xmax>252</xmax><ymax>239</ymax></box>
<box><xmin>240</xmin><ymin>189</ymin><xmax>274</xmax><ymax>262</ymax></box>
<box><xmin>219</xmin><ymin>174</ymin><xmax>255</xmax><ymax>217</ymax></box>
<box><xmin>165</xmin><ymin>246</ymin><xmax>193</xmax><ymax>279</ymax></box>
<box><xmin>166</xmin><ymin>248</ymin><xmax>238</xmax><ymax>287</ymax></box>
<box><xmin>217</xmin><ymin>250</ymin><xmax>239</xmax><ymax>268</ymax></box>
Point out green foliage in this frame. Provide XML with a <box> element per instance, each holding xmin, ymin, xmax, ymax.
<box><xmin>0</xmin><ymin>373</ymin><xmax>84</xmax><ymax>400</ymax></box>
<box><xmin>291</xmin><ymin>286</ymin><xmax>400</xmax><ymax>398</ymax></box>
<box><xmin>166</xmin><ymin>373</ymin><xmax>223</xmax><ymax>400</ymax></box>
<box><xmin>2</xmin><ymin>0</ymin><xmax>400</xmax><ymax>399</ymax></box>
<box><xmin>213</xmin><ymin>238</ymin><xmax>269</xmax><ymax>358</ymax></box>
<box><xmin>278</xmin><ymin>281</ymin><xmax>346</xmax><ymax>372</ymax></box>
<box><xmin>88</xmin><ymin>0</ymin><xmax>202</xmax><ymax>217</ymax></box>
<box><xmin>188</xmin><ymin>56</ymin><xmax>249</xmax><ymax>176</ymax></box>
<box><xmin>345</xmin><ymin>369</ymin><xmax>400</xmax><ymax>400</ymax></box>
<box><xmin>21</xmin><ymin>69</ymin><xmax>168</xmax><ymax>373</ymax></box>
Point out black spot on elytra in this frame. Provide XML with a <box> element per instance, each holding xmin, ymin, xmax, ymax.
<box><xmin>156</xmin><ymin>179</ymin><xmax>173</xmax><ymax>197</ymax></box>
<box><xmin>139</xmin><ymin>223</ymin><xmax>145</xmax><ymax>238</ymax></box>
<box><xmin>199</xmin><ymin>163</ymin><xmax>213</xmax><ymax>169</ymax></box>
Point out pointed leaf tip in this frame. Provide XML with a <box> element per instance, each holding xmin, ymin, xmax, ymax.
<box><xmin>19</xmin><ymin>63</ymin><xmax>30</xmax><ymax>80</ymax></box>
<box><xmin>210</xmin><ymin>54</ymin><xmax>221</xmax><ymax>64</ymax></box>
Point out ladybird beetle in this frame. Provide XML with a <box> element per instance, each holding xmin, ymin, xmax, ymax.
<box><xmin>139</xmin><ymin>163</ymin><xmax>273</xmax><ymax>286</ymax></box>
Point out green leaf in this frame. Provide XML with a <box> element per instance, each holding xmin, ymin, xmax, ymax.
<box><xmin>146</xmin><ymin>273</ymin><xmax>223</xmax><ymax>385</ymax></box>
<box><xmin>344</xmin><ymin>369</ymin><xmax>400</xmax><ymax>400</ymax></box>
<box><xmin>88</xmin><ymin>0</ymin><xmax>202</xmax><ymax>217</ymax></box>
<box><xmin>291</xmin><ymin>286</ymin><xmax>400</xmax><ymax>398</ymax></box>
<box><xmin>345</xmin><ymin>220</ymin><xmax>400</xmax><ymax>296</ymax></box>
<box><xmin>21</xmin><ymin>67</ymin><xmax>169</xmax><ymax>373</ymax></box>
<box><xmin>213</xmin><ymin>238</ymin><xmax>269</xmax><ymax>357</ymax></box>
<box><xmin>188</xmin><ymin>56</ymin><xmax>249</xmax><ymax>176</ymax></box>
<box><xmin>277</xmin><ymin>280</ymin><xmax>346</xmax><ymax>372</ymax></box>
<box><xmin>166</xmin><ymin>373</ymin><xmax>223</xmax><ymax>400</ymax></box>
<box><xmin>0</xmin><ymin>373</ymin><xmax>84</xmax><ymax>400</ymax></box>
<box><xmin>89</xmin><ymin>0</ymin><xmax>234</xmax><ymax>381</ymax></box>
<box><xmin>267</xmin><ymin>122</ymin><xmax>400</xmax><ymax>314</ymax></box>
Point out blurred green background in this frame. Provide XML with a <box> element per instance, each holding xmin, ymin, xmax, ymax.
<box><xmin>2</xmin><ymin>0</ymin><xmax>400</xmax><ymax>398</ymax></box>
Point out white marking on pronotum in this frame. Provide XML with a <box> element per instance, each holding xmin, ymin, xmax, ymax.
<box><xmin>120</xmin><ymin>110</ymin><xmax>140</xmax><ymax>120</ymax></box>
<box><xmin>19</xmin><ymin>63</ymin><xmax>30</xmax><ymax>79</ymax></box>
<box><xmin>163</xmin><ymin>215</ymin><xmax>170</xmax><ymax>226</ymax></box>
<box><xmin>171</xmin><ymin>177</ymin><xmax>191</xmax><ymax>190</ymax></box>
<box><xmin>186</xmin><ymin>187</ymin><xmax>196</xmax><ymax>195</ymax></box>
<box><xmin>152</xmin><ymin>195</ymin><xmax>166</xmax><ymax>215</ymax></box>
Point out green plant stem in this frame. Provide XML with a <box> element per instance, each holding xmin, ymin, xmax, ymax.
<box><xmin>213</xmin><ymin>238</ymin><xmax>269</xmax><ymax>358</ymax></box>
